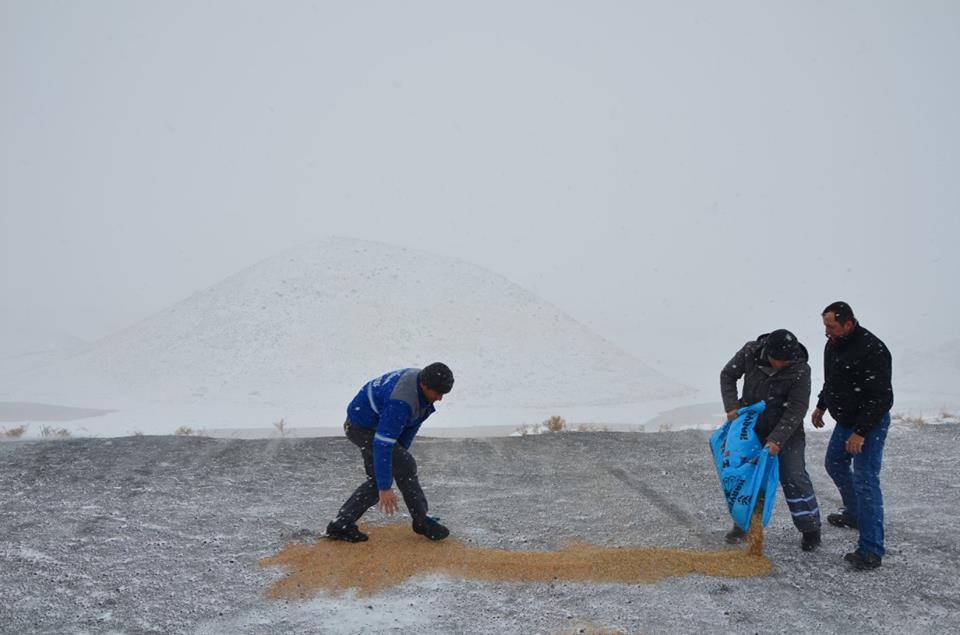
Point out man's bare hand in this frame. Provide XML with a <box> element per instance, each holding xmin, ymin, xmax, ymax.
<box><xmin>378</xmin><ymin>489</ymin><xmax>399</xmax><ymax>515</ymax></box>
<box><xmin>726</xmin><ymin>409</ymin><xmax>739</xmax><ymax>421</ymax></box>
<box><xmin>845</xmin><ymin>432</ymin><xmax>866</xmax><ymax>455</ymax></box>
<box><xmin>764</xmin><ymin>441</ymin><xmax>781</xmax><ymax>456</ymax></box>
<box><xmin>811</xmin><ymin>408</ymin><xmax>825</xmax><ymax>428</ymax></box>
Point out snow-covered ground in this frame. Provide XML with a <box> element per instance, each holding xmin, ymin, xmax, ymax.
<box><xmin>2</xmin><ymin>424</ymin><xmax>958</xmax><ymax>634</ymax></box>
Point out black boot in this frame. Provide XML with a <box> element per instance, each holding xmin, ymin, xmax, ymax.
<box><xmin>413</xmin><ymin>516</ymin><xmax>449</xmax><ymax>541</ymax></box>
<box><xmin>827</xmin><ymin>513</ymin><xmax>858</xmax><ymax>529</ymax></box>
<box><xmin>801</xmin><ymin>530</ymin><xmax>821</xmax><ymax>551</ymax></box>
<box><xmin>325</xmin><ymin>521</ymin><xmax>369</xmax><ymax>543</ymax></box>
<box><xmin>724</xmin><ymin>525</ymin><xmax>747</xmax><ymax>544</ymax></box>
<box><xmin>844</xmin><ymin>550</ymin><xmax>882</xmax><ymax>570</ymax></box>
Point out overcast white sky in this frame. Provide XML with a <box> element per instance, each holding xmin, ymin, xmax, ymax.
<box><xmin>2</xmin><ymin>1</ymin><xmax>958</xmax><ymax>381</ymax></box>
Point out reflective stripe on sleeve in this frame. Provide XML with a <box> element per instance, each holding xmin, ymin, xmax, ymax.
<box><xmin>374</xmin><ymin>433</ymin><xmax>397</xmax><ymax>445</ymax></box>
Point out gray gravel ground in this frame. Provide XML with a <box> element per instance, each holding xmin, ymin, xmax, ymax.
<box><xmin>2</xmin><ymin>424</ymin><xmax>958</xmax><ymax>634</ymax></box>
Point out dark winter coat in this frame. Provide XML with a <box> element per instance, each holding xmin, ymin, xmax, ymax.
<box><xmin>720</xmin><ymin>334</ymin><xmax>812</xmax><ymax>447</ymax></box>
<box><xmin>815</xmin><ymin>323</ymin><xmax>894</xmax><ymax>435</ymax></box>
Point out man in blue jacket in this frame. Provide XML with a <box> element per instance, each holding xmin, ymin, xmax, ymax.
<box><xmin>325</xmin><ymin>362</ymin><xmax>454</xmax><ymax>543</ymax></box>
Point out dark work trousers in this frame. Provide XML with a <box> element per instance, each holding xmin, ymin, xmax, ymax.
<box><xmin>333</xmin><ymin>421</ymin><xmax>429</xmax><ymax>528</ymax></box>
<box><xmin>777</xmin><ymin>433</ymin><xmax>821</xmax><ymax>533</ymax></box>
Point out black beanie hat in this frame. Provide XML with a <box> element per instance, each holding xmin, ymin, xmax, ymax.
<box><xmin>762</xmin><ymin>329</ymin><xmax>802</xmax><ymax>362</ymax></box>
<box><xmin>420</xmin><ymin>362</ymin><xmax>454</xmax><ymax>394</ymax></box>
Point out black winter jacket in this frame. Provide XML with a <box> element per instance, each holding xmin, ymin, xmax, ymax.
<box><xmin>816</xmin><ymin>323</ymin><xmax>893</xmax><ymax>435</ymax></box>
<box><xmin>720</xmin><ymin>333</ymin><xmax>811</xmax><ymax>447</ymax></box>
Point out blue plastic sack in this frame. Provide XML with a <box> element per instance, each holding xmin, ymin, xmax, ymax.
<box><xmin>709</xmin><ymin>401</ymin><xmax>779</xmax><ymax>531</ymax></box>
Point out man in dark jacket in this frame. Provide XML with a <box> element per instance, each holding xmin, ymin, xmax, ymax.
<box><xmin>812</xmin><ymin>301</ymin><xmax>893</xmax><ymax>570</ymax></box>
<box><xmin>325</xmin><ymin>362</ymin><xmax>455</xmax><ymax>543</ymax></box>
<box><xmin>720</xmin><ymin>329</ymin><xmax>822</xmax><ymax>551</ymax></box>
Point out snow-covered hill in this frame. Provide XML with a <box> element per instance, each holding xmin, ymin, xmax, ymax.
<box><xmin>0</xmin><ymin>327</ymin><xmax>86</xmax><ymax>377</ymax></box>
<box><xmin>0</xmin><ymin>238</ymin><xmax>689</xmax><ymax>432</ymax></box>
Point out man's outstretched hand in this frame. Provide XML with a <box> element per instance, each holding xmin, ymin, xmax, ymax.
<box><xmin>811</xmin><ymin>408</ymin><xmax>825</xmax><ymax>429</ymax></box>
<box><xmin>379</xmin><ymin>489</ymin><xmax>399</xmax><ymax>515</ymax></box>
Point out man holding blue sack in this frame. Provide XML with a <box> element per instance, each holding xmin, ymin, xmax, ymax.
<box><xmin>720</xmin><ymin>329</ymin><xmax>822</xmax><ymax>551</ymax></box>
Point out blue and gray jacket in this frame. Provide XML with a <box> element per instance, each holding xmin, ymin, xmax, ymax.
<box><xmin>346</xmin><ymin>368</ymin><xmax>436</xmax><ymax>490</ymax></box>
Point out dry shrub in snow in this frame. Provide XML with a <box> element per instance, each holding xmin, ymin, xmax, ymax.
<box><xmin>576</xmin><ymin>423</ymin><xmax>610</xmax><ymax>432</ymax></box>
<box><xmin>40</xmin><ymin>426</ymin><xmax>71</xmax><ymax>438</ymax></box>
<box><xmin>544</xmin><ymin>415</ymin><xmax>566</xmax><ymax>433</ymax></box>
<box><xmin>893</xmin><ymin>411</ymin><xmax>960</xmax><ymax>428</ymax></box>
<box><xmin>892</xmin><ymin>414</ymin><xmax>927</xmax><ymax>429</ymax></box>
<box><xmin>515</xmin><ymin>415</ymin><xmax>569</xmax><ymax>436</ymax></box>
<box><xmin>2</xmin><ymin>425</ymin><xmax>27</xmax><ymax>439</ymax></box>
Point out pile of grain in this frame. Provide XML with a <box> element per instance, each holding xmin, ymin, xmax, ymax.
<box><xmin>260</xmin><ymin>518</ymin><xmax>769</xmax><ymax>599</ymax></box>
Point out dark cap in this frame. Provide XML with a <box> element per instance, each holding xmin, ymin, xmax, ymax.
<box><xmin>420</xmin><ymin>362</ymin><xmax>454</xmax><ymax>394</ymax></box>
<box><xmin>762</xmin><ymin>329</ymin><xmax>802</xmax><ymax>362</ymax></box>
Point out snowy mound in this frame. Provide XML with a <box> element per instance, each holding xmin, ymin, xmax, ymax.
<box><xmin>2</xmin><ymin>238</ymin><xmax>688</xmax><ymax>414</ymax></box>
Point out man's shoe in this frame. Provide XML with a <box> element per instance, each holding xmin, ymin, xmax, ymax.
<box><xmin>413</xmin><ymin>516</ymin><xmax>450</xmax><ymax>541</ymax></box>
<box><xmin>724</xmin><ymin>525</ymin><xmax>747</xmax><ymax>544</ymax></box>
<box><xmin>801</xmin><ymin>530</ymin><xmax>822</xmax><ymax>552</ymax></box>
<box><xmin>325</xmin><ymin>521</ymin><xmax>368</xmax><ymax>543</ymax></box>
<box><xmin>844</xmin><ymin>550</ymin><xmax>882</xmax><ymax>570</ymax></box>
<box><xmin>827</xmin><ymin>513</ymin><xmax>858</xmax><ymax>529</ymax></box>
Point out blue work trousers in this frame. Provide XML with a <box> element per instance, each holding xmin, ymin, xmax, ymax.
<box><xmin>824</xmin><ymin>412</ymin><xmax>890</xmax><ymax>557</ymax></box>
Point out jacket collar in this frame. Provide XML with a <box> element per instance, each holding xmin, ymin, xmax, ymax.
<box><xmin>831</xmin><ymin>321</ymin><xmax>863</xmax><ymax>349</ymax></box>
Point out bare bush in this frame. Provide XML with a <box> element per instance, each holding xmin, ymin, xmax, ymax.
<box><xmin>40</xmin><ymin>426</ymin><xmax>71</xmax><ymax>438</ymax></box>
<box><xmin>544</xmin><ymin>415</ymin><xmax>566</xmax><ymax>433</ymax></box>
<box><xmin>2</xmin><ymin>425</ymin><xmax>27</xmax><ymax>439</ymax></box>
<box><xmin>274</xmin><ymin>418</ymin><xmax>288</xmax><ymax>437</ymax></box>
<box><xmin>576</xmin><ymin>424</ymin><xmax>610</xmax><ymax>432</ymax></box>
<box><xmin>514</xmin><ymin>415</ymin><xmax>568</xmax><ymax>436</ymax></box>
<box><xmin>892</xmin><ymin>414</ymin><xmax>926</xmax><ymax>429</ymax></box>
<box><xmin>175</xmin><ymin>426</ymin><xmax>194</xmax><ymax>436</ymax></box>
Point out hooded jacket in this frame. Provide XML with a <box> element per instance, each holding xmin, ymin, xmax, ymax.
<box><xmin>720</xmin><ymin>333</ymin><xmax>812</xmax><ymax>447</ymax></box>
<box><xmin>815</xmin><ymin>323</ymin><xmax>893</xmax><ymax>435</ymax></box>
